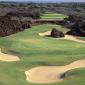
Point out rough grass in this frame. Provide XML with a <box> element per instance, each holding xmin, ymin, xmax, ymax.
<box><xmin>0</xmin><ymin>24</ymin><xmax>85</xmax><ymax>85</ymax></box>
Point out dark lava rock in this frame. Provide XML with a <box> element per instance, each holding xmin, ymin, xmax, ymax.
<box><xmin>0</xmin><ymin>16</ymin><xmax>31</xmax><ymax>37</ymax></box>
<box><xmin>21</xmin><ymin>21</ymin><xmax>31</xmax><ymax>29</ymax></box>
<box><xmin>66</xmin><ymin>21</ymin><xmax>85</xmax><ymax>37</ymax></box>
<box><xmin>60</xmin><ymin>15</ymin><xmax>85</xmax><ymax>28</ymax></box>
<box><xmin>51</xmin><ymin>28</ymin><xmax>64</xmax><ymax>38</ymax></box>
<box><xmin>59</xmin><ymin>15</ymin><xmax>85</xmax><ymax>37</ymax></box>
<box><xmin>5</xmin><ymin>9</ymin><xmax>41</xmax><ymax>19</ymax></box>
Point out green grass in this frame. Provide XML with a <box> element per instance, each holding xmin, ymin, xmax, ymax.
<box><xmin>79</xmin><ymin>37</ymin><xmax>85</xmax><ymax>41</ymax></box>
<box><xmin>41</xmin><ymin>13</ymin><xmax>68</xmax><ymax>20</ymax></box>
<box><xmin>0</xmin><ymin>24</ymin><xmax>85</xmax><ymax>85</ymax></box>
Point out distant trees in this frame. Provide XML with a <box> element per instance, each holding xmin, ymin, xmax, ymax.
<box><xmin>0</xmin><ymin>2</ymin><xmax>85</xmax><ymax>16</ymax></box>
<box><xmin>5</xmin><ymin>9</ymin><xmax>41</xmax><ymax>19</ymax></box>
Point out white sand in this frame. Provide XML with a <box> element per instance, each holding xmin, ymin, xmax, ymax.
<box><xmin>39</xmin><ymin>31</ymin><xmax>51</xmax><ymax>37</ymax></box>
<box><xmin>39</xmin><ymin>31</ymin><xmax>85</xmax><ymax>43</ymax></box>
<box><xmin>0</xmin><ymin>48</ymin><xmax>20</xmax><ymax>62</ymax></box>
<box><xmin>25</xmin><ymin>59</ymin><xmax>85</xmax><ymax>84</ymax></box>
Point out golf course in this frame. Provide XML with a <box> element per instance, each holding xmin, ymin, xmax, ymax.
<box><xmin>0</xmin><ymin>12</ymin><xmax>85</xmax><ymax>85</ymax></box>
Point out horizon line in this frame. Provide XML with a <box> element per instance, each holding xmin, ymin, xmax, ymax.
<box><xmin>0</xmin><ymin>1</ymin><xmax>85</xmax><ymax>3</ymax></box>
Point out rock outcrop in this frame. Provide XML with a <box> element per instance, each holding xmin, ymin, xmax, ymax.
<box><xmin>51</xmin><ymin>28</ymin><xmax>64</xmax><ymax>38</ymax></box>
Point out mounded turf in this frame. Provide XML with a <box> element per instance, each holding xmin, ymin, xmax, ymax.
<box><xmin>0</xmin><ymin>24</ymin><xmax>85</xmax><ymax>85</ymax></box>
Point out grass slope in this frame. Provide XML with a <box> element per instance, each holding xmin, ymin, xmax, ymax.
<box><xmin>0</xmin><ymin>24</ymin><xmax>85</xmax><ymax>85</ymax></box>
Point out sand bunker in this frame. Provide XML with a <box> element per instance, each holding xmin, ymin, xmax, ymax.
<box><xmin>25</xmin><ymin>59</ymin><xmax>85</xmax><ymax>84</ymax></box>
<box><xmin>39</xmin><ymin>31</ymin><xmax>51</xmax><ymax>37</ymax></box>
<box><xmin>39</xmin><ymin>31</ymin><xmax>85</xmax><ymax>43</ymax></box>
<box><xmin>0</xmin><ymin>48</ymin><xmax>20</xmax><ymax>62</ymax></box>
<box><xmin>64</xmin><ymin>35</ymin><xmax>85</xmax><ymax>43</ymax></box>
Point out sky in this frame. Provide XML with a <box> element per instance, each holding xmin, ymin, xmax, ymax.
<box><xmin>0</xmin><ymin>0</ymin><xmax>85</xmax><ymax>2</ymax></box>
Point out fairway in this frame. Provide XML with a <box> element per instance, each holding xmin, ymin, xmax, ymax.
<box><xmin>41</xmin><ymin>13</ymin><xmax>67</xmax><ymax>20</ymax></box>
<box><xmin>0</xmin><ymin>24</ymin><xmax>85</xmax><ymax>85</ymax></box>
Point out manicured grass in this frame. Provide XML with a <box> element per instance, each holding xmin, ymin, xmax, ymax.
<box><xmin>79</xmin><ymin>37</ymin><xmax>85</xmax><ymax>41</ymax></box>
<box><xmin>41</xmin><ymin>13</ymin><xmax>68</xmax><ymax>20</ymax></box>
<box><xmin>0</xmin><ymin>24</ymin><xmax>85</xmax><ymax>85</ymax></box>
